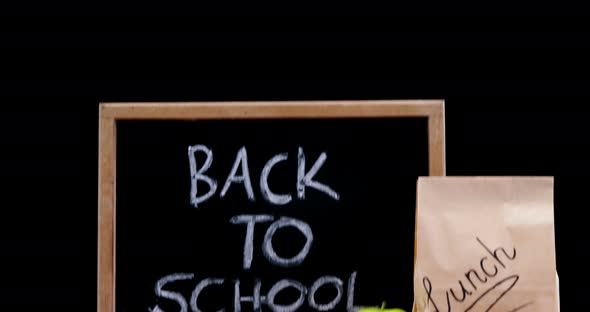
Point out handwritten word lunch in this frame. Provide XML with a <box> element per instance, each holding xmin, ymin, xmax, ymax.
<box><xmin>422</xmin><ymin>238</ymin><xmax>524</xmax><ymax>312</ymax></box>
<box><xmin>149</xmin><ymin>145</ymin><xmax>383</xmax><ymax>312</ymax></box>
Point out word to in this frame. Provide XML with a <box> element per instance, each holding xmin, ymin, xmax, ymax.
<box><xmin>231</xmin><ymin>215</ymin><xmax>313</xmax><ymax>270</ymax></box>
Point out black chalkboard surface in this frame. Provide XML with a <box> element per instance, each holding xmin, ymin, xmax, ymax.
<box><xmin>98</xmin><ymin>101</ymin><xmax>445</xmax><ymax>312</ymax></box>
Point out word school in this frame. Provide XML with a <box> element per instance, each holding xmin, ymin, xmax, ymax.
<box><xmin>150</xmin><ymin>271</ymin><xmax>363</xmax><ymax>312</ymax></box>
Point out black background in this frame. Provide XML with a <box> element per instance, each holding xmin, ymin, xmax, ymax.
<box><xmin>1</xmin><ymin>4</ymin><xmax>589</xmax><ymax>311</ymax></box>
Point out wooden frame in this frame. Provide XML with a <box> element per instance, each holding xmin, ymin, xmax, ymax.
<box><xmin>98</xmin><ymin>100</ymin><xmax>445</xmax><ymax>312</ymax></box>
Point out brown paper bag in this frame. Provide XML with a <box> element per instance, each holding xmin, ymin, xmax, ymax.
<box><xmin>413</xmin><ymin>177</ymin><xmax>558</xmax><ymax>312</ymax></box>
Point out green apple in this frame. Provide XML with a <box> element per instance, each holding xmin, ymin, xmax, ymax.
<box><xmin>358</xmin><ymin>302</ymin><xmax>407</xmax><ymax>312</ymax></box>
<box><xmin>358</xmin><ymin>308</ymin><xmax>406</xmax><ymax>312</ymax></box>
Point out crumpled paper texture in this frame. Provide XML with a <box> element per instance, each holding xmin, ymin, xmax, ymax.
<box><xmin>413</xmin><ymin>177</ymin><xmax>558</xmax><ymax>312</ymax></box>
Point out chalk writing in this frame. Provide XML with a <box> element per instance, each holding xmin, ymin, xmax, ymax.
<box><xmin>230</xmin><ymin>214</ymin><xmax>274</xmax><ymax>270</ymax></box>
<box><xmin>190</xmin><ymin>278</ymin><xmax>224</xmax><ymax>312</ymax></box>
<box><xmin>234</xmin><ymin>279</ymin><xmax>262</xmax><ymax>312</ymax></box>
<box><xmin>260</xmin><ymin>153</ymin><xmax>292</xmax><ymax>205</ymax></box>
<box><xmin>152</xmin><ymin>145</ymin><xmax>390</xmax><ymax>311</ymax></box>
<box><xmin>187</xmin><ymin>146</ymin><xmax>340</xmax><ymax>208</ymax></box>
<box><xmin>297</xmin><ymin>147</ymin><xmax>340</xmax><ymax>200</ymax></box>
<box><xmin>188</xmin><ymin>145</ymin><xmax>217</xmax><ymax>208</ymax></box>
<box><xmin>150</xmin><ymin>273</ymin><xmax>194</xmax><ymax>312</ymax></box>
<box><xmin>220</xmin><ymin>146</ymin><xmax>256</xmax><ymax>201</ymax></box>
<box><xmin>151</xmin><ymin>272</ymin><xmax>363</xmax><ymax>312</ymax></box>
<box><xmin>266</xmin><ymin>279</ymin><xmax>307</xmax><ymax>312</ymax></box>
<box><xmin>308</xmin><ymin>276</ymin><xmax>343</xmax><ymax>311</ymax></box>
<box><xmin>230</xmin><ymin>215</ymin><xmax>313</xmax><ymax>269</ymax></box>
<box><xmin>262</xmin><ymin>216</ymin><xmax>314</xmax><ymax>268</ymax></box>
